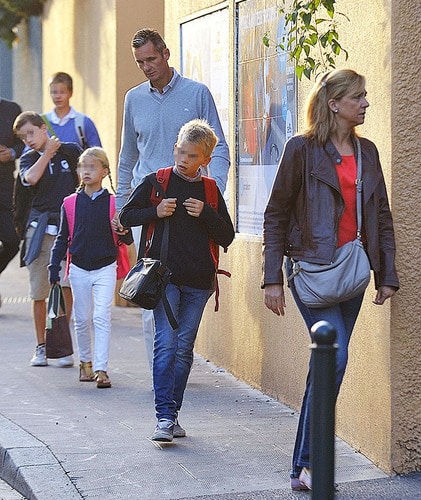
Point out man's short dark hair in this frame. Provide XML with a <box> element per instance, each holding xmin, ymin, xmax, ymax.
<box><xmin>132</xmin><ymin>28</ymin><xmax>167</xmax><ymax>55</ymax></box>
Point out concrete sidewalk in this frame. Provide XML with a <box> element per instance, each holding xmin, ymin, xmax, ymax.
<box><xmin>0</xmin><ymin>255</ymin><xmax>419</xmax><ymax>499</ymax></box>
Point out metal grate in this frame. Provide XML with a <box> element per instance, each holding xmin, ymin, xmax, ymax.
<box><xmin>1</xmin><ymin>296</ymin><xmax>32</xmax><ymax>305</ymax></box>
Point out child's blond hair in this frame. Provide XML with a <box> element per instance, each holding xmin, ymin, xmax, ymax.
<box><xmin>177</xmin><ymin>119</ymin><xmax>218</xmax><ymax>157</ymax></box>
<box><xmin>77</xmin><ymin>147</ymin><xmax>116</xmax><ymax>193</ymax></box>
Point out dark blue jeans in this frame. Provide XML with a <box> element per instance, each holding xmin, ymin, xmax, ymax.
<box><xmin>152</xmin><ymin>283</ymin><xmax>211</xmax><ymax>421</ymax></box>
<box><xmin>285</xmin><ymin>259</ymin><xmax>364</xmax><ymax>477</ymax></box>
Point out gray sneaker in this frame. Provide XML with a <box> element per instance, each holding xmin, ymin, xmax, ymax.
<box><xmin>30</xmin><ymin>345</ymin><xmax>48</xmax><ymax>366</ymax></box>
<box><xmin>151</xmin><ymin>418</ymin><xmax>174</xmax><ymax>442</ymax></box>
<box><xmin>173</xmin><ymin>418</ymin><xmax>186</xmax><ymax>438</ymax></box>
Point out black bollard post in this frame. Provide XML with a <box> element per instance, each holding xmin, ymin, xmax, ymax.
<box><xmin>310</xmin><ymin>320</ymin><xmax>337</xmax><ymax>500</ymax></box>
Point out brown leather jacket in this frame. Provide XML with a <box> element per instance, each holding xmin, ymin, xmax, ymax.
<box><xmin>262</xmin><ymin>135</ymin><xmax>399</xmax><ymax>291</ymax></box>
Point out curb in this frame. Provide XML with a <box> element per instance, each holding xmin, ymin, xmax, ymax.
<box><xmin>0</xmin><ymin>415</ymin><xmax>81</xmax><ymax>500</ymax></box>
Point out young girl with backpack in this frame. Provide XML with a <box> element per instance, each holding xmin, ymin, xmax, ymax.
<box><xmin>49</xmin><ymin>147</ymin><xmax>132</xmax><ymax>388</ymax></box>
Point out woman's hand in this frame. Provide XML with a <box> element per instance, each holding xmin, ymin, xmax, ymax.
<box><xmin>373</xmin><ymin>285</ymin><xmax>396</xmax><ymax>305</ymax></box>
<box><xmin>264</xmin><ymin>284</ymin><xmax>286</xmax><ymax>316</ymax></box>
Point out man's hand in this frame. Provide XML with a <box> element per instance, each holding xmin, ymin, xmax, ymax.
<box><xmin>264</xmin><ymin>284</ymin><xmax>286</xmax><ymax>316</ymax></box>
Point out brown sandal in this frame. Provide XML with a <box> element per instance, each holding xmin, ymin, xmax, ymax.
<box><xmin>95</xmin><ymin>370</ymin><xmax>111</xmax><ymax>388</ymax></box>
<box><xmin>79</xmin><ymin>361</ymin><xmax>95</xmax><ymax>382</ymax></box>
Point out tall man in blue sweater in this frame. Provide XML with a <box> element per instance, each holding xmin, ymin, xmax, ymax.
<box><xmin>114</xmin><ymin>28</ymin><xmax>230</xmax><ymax>375</ymax></box>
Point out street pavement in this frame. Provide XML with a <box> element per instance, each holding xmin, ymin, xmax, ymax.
<box><xmin>0</xmin><ymin>254</ymin><xmax>420</xmax><ymax>499</ymax></box>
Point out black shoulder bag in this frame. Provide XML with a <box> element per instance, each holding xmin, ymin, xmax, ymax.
<box><xmin>119</xmin><ymin>176</ymin><xmax>178</xmax><ymax>329</ymax></box>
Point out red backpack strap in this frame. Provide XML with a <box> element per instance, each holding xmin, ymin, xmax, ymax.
<box><xmin>202</xmin><ymin>176</ymin><xmax>231</xmax><ymax>312</ymax></box>
<box><xmin>202</xmin><ymin>177</ymin><xmax>219</xmax><ymax>267</ymax></box>
<box><xmin>62</xmin><ymin>193</ymin><xmax>78</xmax><ymax>280</ymax></box>
<box><xmin>202</xmin><ymin>176</ymin><xmax>218</xmax><ymax>209</ymax></box>
<box><xmin>150</xmin><ymin>167</ymin><xmax>172</xmax><ymax>205</ymax></box>
<box><xmin>146</xmin><ymin>167</ymin><xmax>172</xmax><ymax>255</ymax></box>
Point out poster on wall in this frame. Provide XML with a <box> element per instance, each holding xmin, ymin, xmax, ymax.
<box><xmin>237</xmin><ymin>0</ymin><xmax>297</xmax><ymax>235</ymax></box>
<box><xmin>180</xmin><ymin>9</ymin><xmax>230</xmax><ymax>148</ymax></box>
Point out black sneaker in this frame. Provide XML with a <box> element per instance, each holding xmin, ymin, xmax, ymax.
<box><xmin>151</xmin><ymin>419</ymin><xmax>174</xmax><ymax>442</ymax></box>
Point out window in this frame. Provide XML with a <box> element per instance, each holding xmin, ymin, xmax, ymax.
<box><xmin>181</xmin><ymin>9</ymin><xmax>230</xmax><ymax>151</ymax></box>
<box><xmin>237</xmin><ymin>0</ymin><xmax>297</xmax><ymax>235</ymax></box>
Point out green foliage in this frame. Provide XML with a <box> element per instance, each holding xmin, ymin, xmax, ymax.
<box><xmin>263</xmin><ymin>0</ymin><xmax>349</xmax><ymax>81</ymax></box>
<box><xmin>0</xmin><ymin>0</ymin><xmax>46</xmax><ymax>47</ymax></box>
<box><xmin>0</xmin><ymin>7</ymin><xmax>22</xmax><ymax>47</ymax></box>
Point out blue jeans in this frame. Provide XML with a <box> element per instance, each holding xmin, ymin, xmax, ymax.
<box><xmin>152</xmin><ymin>283</ymin><xmax>211</xmax><ymax>421</ymax></box>
<box><xmin>285</xmin><ymin>259</ymin><xmax>364</xmax><ymax>477</ymax></box>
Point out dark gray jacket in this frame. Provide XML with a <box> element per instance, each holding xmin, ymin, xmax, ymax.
<box><xmin>262</xmin><ymin>135</ymin><xmax>399</xmax><ymax>291</ymax></box>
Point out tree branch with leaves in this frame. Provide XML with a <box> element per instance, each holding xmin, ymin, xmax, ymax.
<box><xmin>0</xmin><ymin>0</ymin><xmax>46</xmax><ymax>47</ymax></box>
<box><xmin>263</xmin><ymin>0</ymin><xmax>349</xmax><ymax>81</ymax></box>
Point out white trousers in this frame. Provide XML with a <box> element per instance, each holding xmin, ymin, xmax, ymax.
<box><xmin>132</xmin><ymin>225</ymin><xmax>155</xmax><ymax>372</ymax></box>
<box><xmin>69</xmin><ymin>262</ymin><xmax>116</xmax><ymax>372</ymax></box>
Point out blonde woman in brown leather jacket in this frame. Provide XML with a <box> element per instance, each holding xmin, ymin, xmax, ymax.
<box><xmin>262</xmin><ymin>69</ymin><xmax>399</xmax><ymax>491</ymax></box>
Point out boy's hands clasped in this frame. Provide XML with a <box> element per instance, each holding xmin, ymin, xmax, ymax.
<box><xmin>157</xmin><ymin>197</ymin><xmax>204</xmax><ymax>218</ymax></box>
<box><xmin>183</xmin><ymin>198</ymin><xmax>204</xmax><ymax>217</ymax></box>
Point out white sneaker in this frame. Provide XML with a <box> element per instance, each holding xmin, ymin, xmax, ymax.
<box><xmin>56</xmin><ymin>355</ymin><xmax>74</xmax><ymax>367</ymax></box>
<box><xmin>30</xmin><ymin>345</ymin><xmax>48</xmax><ymax>366</ymax></box>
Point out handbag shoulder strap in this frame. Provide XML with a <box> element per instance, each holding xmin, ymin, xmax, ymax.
<box><xmin>146</xmin><ymin>174</ymin><xmax>177</xmax><ymax>329</ymax></box>
<box><xmin>148</xmin><ymin>175</ymin><xmax>170</xmax><ymax>266</ymax></box>
<box><xmin>46</xmin><ymin>284</ymin><xmax>66</xmax><ymax>329</ymax></box>
<box><xmin>355</xmin><ymin>138</ymin><xmax>363</xmax><ymax>239</ymax></box>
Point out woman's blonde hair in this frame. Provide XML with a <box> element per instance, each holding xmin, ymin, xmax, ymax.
<box><xmin>304</xmin><ymin>69</ymin><xmax>366</xmax><ymax>145</ymax></box>
<box><xmin>77</xmin><ymin>147</ymin><xmax>116</xmax><ymax>193</ymax></box>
